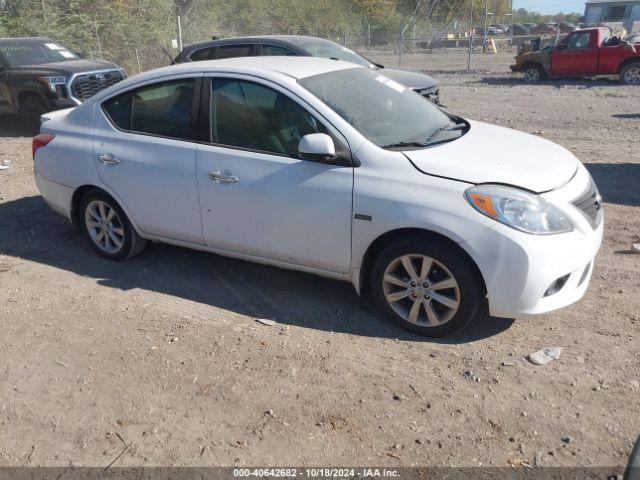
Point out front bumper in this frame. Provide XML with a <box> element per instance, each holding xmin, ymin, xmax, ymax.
<box><xmin>510</xmin><ymin>64</ymin><xmax>526</xmax><ymax>73</ymax></box>
<box><xmin>460</xmin><ymin>164</ymin><xmax>604</xmax><ymax>319</ymax></box>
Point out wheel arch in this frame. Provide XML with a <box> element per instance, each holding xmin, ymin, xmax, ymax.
<box><xmin>522</xmin><ymin>61</ymin><xmax>547</xmax><ymax>76</ymax></box>
<box><xmin>17</xmin><ymin>90</ymin><xmax>50</xmax><ymax>111</ymax></box>
<box><xmin>71</xmin><ymin>185</ymin><xmax>144</xmax><ymax>238</ymax></box>
<box><xmin>617</xmin><ymin>57</ymin><xmax>640</xmax><ymax>74</ymax></box>
<box><xmin>357</xmin><ymin>228</ymin><xmax>487</xmax><ymax>297</ymax></box>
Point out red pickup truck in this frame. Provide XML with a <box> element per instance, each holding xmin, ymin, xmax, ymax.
<box><xmin>511</xmin><ymin>27</ymin><xmax>640</xmax><ymax>85</ymax></box>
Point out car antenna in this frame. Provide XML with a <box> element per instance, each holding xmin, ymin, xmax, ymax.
<box><xmin>159</xmin><ymin>45</ymin><xmax>176</xmax><ymax>65</ymax></box>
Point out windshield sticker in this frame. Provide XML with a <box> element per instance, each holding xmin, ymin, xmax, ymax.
<box><xmin>375</xmin><ymin>75</ymin><xmax>406</xmax><ymax>93</ymax></box>
<box><xmin>45</xmin><ymin>43</ymin><xmax>62</xmax><ymax>50</ymax></box>
<box><xmin>59</xmin><ymin>50</ymin><xmax>75</xmax><ymax>58</ymax></box>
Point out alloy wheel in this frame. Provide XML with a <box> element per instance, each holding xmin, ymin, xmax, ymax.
<box><xmin>382</xmin><ymin>254</ymin><xmax>460</xmax><ymax>327</ymax></box>
<box><xmin>84</xmin><ymin>200</ymin><xmax>125</xmax><ymax>254</ymax></box>
<box><xmin>624</xmin><ymin>66</ymin><xmax>640</xmax><ymax>85</ymax></box>
<box><xmin>524</xmin><ymin>68</ymin><xmax>540</xmax><ymax>83</ymax></box>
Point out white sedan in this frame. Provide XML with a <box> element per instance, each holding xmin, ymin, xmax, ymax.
<box><xmin>32</xmin><ymin>57</ymin><xmax>603</xmax><ymax>337</ymax></box>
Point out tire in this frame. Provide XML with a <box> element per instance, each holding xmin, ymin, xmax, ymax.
<box><xmin>79</xmin><ymin>189</ymin><xmax>146</xmax><ymax>261</ymax></box>
<box><xmin>371</xmin><ymin>239</ymin><xmax>484</xmax><ymax>337</ymax></box>
<box><xmin>620</xmin><ymin>62</ymin><xmax>640</xmax><ymax>86</ymax></box>
<box><xmin>523</xmin><ymin>64</ymin><xmax>546</xmax><ymax>83</ymax></box>
<box><xmin>19</xmin><ymin>95</ymin><xmax>49</xmax><ymax>134</ymax></box>
<box><xmin>625</xmin><ymin>435</ymin><xmax>640</xmax><ymax>480</ymax></box>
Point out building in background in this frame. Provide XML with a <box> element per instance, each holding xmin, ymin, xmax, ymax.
<box><xmin>584</xmin><ymin>0</ymin><xmax>640</xmax><ymax>31</ymax></box>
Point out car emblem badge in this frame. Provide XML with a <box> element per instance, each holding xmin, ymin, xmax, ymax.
<box><xmin>96</xmin><ymin>73</ymin><xmax>106</xmax><ymax>81</ymax></box>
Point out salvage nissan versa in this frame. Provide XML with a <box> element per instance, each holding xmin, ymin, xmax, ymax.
<box><xmin>32</xmin><ymin>57</ymin><xmax>604</xmax><ymax>337</ymax></box>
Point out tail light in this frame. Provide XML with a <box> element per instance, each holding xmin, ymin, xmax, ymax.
<box><xmin>32</xmin><ymin>133</ymin><xmax>55</xmax><ymax>159</ymax></box>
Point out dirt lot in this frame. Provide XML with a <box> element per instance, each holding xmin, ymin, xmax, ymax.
<box><xmin>0</xmin><ymin>49</ymin><xmax>639</xmax><ymax>470</ymax></box>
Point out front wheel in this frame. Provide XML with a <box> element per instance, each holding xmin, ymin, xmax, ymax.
<box><xmin>80</xmin><ymin>190</ymin><xmax>146</xmax><ymax>260</ymax></box>
<box><xmin>371</xmin><ymin>239</ymin><xmax>484</xmax><ymax>337</ymax></box>
<box><xmin>20</xmin><ymin>95</ymin><xmax>49</xmax><ymax>134</ymax></box>
<box><xmin>620</xmin><ymin>62</ymin><xmax>640</xmax><ymax>85</ymax></box>
<box><xmin>523</xmin><ymin>65</ymin><xmax>546</xmax><ymax>83</ymax></box>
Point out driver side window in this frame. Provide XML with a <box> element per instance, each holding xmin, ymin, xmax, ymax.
<box><xmin>566</xmin><ymin>32</ymin><xmax>591</xmax><ymax>50</ymax></box>
<box><xmin>210</xmin><ymin>78</ymin><xmax>327</xmax><ymax>158</ymax></box>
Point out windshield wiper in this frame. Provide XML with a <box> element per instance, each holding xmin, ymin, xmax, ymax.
<box><xmin>381</xmin><ymin>141</ymin><xmax>429</xmax><ymax>149</ymax></box>
<box><xmin>424</xmin><ymin>122</ymin><xmax>467</xmax><ymax>145</ymax></box>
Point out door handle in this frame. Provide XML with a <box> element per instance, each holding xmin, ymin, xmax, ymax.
<box><xmin>97</xmin><ymin>153</ymin><xmax>120</xmax><ymax>166</ymax></box>
<box><xmin>208</xmin><ymin>171</ymin><xmax>239</xmax><ymax>184</ymax></box>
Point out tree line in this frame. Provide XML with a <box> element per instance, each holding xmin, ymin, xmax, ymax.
<box><xmin>0</xmin><ymin>0</ymin><xmax>581</xmax><ymax>71</ymax></box>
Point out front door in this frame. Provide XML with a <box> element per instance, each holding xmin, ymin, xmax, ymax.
<box><xmin>551</xmin><ymin>31</ymin><xmax>597</xmax><ymax>75</ymax></box>
<box><xmin>196</xmin><ymin>76</ymin><xmax>353</xmax><ymax>273</ymax></box>
<box><xmin>93</xmin><ymin>76</ymin><xmax>204</xmax><ymax>244</ymax></box>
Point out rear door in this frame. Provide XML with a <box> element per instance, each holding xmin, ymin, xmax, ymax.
<box><xmin>93</xmin><ymin>75</ymin><xmax>204</xmax><ymax>244</ymax></box>
<box><xmin>551</xmin><ymin>31</ymin><xmax>597</xmax><ymax>75</ymax></box>
<box><xmin>195</xmin><ymin>76</ymin><xmax>354</xmax><ymax>273</ymax></box>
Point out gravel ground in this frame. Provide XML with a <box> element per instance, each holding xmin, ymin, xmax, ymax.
<box><xmin>0</xmin><ymin>49</ymin><xmax>639</xmax><ymax>469</ymax></box>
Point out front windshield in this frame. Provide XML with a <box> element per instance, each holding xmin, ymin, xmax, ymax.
<box><xmin>0</xmin><ymin>41</ymin><xmax>79</xmax><ymax>66</ymax></box>
<box><xmin>299</xmin><ymin>68</ymin><xmax>455</xmax><ymax>148</ymax></box>
<box><xmin>290</xmin><ymin>38</ymin><xmax>372</xmax><ymax>67</ymax></box>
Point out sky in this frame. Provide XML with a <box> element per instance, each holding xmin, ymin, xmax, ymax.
<box><xmin>514</xmin><ymin>0</ymin><xmax>586</xmax><ymax>14</ymax></box>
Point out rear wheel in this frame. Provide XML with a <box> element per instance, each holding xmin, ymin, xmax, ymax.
<box><xmin>80</xmin><ymin>190</ymin><xmax>146</xmax><ymax>260</ymax></box>
<box><xmin>523</xmin><ymin>64</ymin><xmax>546</xmax><ymax>83</ymax></box>
<box><xmin>620</xmin><ymin>62</ymin><xmax>640</xmax><ymax>85</ymax></box>
<box><xmin>371</xmin><ymin>239</ymin><xmax>484</xmax><ymax>337</ymax></box>
<box><xmin>20</xmin><ymin>95</ymin><xmax>49</xmax><ymax>134</ymax></box>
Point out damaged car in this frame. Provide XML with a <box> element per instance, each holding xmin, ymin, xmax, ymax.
<box><xmin>511</xmin><ymin>27</ymin><xmax>640</xmax><ymax>85</ymax></box>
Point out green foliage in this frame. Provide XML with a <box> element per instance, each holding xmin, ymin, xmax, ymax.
<box><xmin>0</xmin><ymin>0</ymin><xmax>583</xmax><ymax>71</ymax></box>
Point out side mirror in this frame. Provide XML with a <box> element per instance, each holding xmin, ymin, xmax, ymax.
<box><xmin>298</xmin><ymin>133</ymin><xmax>338</xmax><ymax>163</ymax></box>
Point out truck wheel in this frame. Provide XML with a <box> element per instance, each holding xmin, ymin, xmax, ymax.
<box><xmin>620</xmin><ymin>62</ymin><xmax>640</xmax><ymax>85</ymax></box>
<box><xmin>523</xmin><ymin>65</ymin><xmax>546</xmax><ymax>83</ymax></box>
<box><xmin>20</xmin><ymin>95</ymin><xmax>49</xmax><ymax>134</ymax></box>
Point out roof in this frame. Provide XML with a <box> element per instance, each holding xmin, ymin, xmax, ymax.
<box><xmin>0</xmin><ymin>37</ymin><xmax>55</xmax><ymax>45</ymax></box>
<box><xmin>139</xmin><ymin>56</ymin><xmax>361</xmax><ymax>83</ymax></box>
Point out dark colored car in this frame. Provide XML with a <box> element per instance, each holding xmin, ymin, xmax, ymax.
<box><xmin>559</xmin><ymin>22</ymin><xmax>579</xmax><ymax>34</ymax></box>
<box><xmin>531</xmin><ymin>24</ymin><xmax>559</xmax><ymax>36</ymax></box>
<box><xmin>0</xmin><ymin>37</ymin><xmax>125</xmax><ymax>132</ymax></box>
<box><xmin>174</xmin><ymin>35</ymin><xmax>442</xmax><ymax>105</ymax></box>
<box><xmin>511</xmin><ymin>24</ymin><xmax>532</xmax><ymax>36</ymax></box>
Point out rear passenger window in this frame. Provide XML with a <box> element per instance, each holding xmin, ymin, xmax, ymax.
<box><xmin>261</xmin><ymin>45</ymin><xmax>297</xmax><ymax>56</ymax></box>
<box><xmin>102</xmin><ymin>79</ymin><xmax>196</xmax><ymax>141</ymax></box>
<box><xmin>190</xmin><ymin>47</ymin><xmax>216</xmax><ymax>61</ymax></box>
<box><xmin>216</xmin><ymin>45</ymin><xmax>253</xmax><ymax>59</ymax></box>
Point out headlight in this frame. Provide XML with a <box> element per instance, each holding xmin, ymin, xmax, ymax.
<box><xmin>465</xmin><ymin>185</ymin><xmax>573</xmax><ymax>235</ymax></box>
<box><xmin>38</xmin><ymin>75</ymin><xmax>68</xmax><ymax>93</ymax></box>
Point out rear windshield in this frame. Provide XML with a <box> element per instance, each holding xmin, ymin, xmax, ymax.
<box><xmin>0</xmin><ymin>41</ymin><xmax>79</xmax><ymax>66</ymax></box>
<box><xmin>288</xmin><ymin>38</ymin><xmax>372</xmax><ymax>67</ymax></box>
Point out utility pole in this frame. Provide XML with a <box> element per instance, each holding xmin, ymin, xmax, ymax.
<box><xmin>177</xmin><ymin>13</ymin><xmax>183</xmax><ymax>51</ymax></box>
<box><xmin>483</xmin><ymin>0</ymin><xmax>488</xmax><ymax>49</ymax></box>
<box><xmin>468</xmin><ymin>0</ymin><xmax>473</xmax><ymax>70</ymax></box>
<box><xmin>94</xmin><ymin>19</ymin><xmax>102</xmax><ymax>59</ymax></box>
<box><xmin>510</xmin><ymin>0</ymin><xmax>514</xmax><ymax>44</ymax></box>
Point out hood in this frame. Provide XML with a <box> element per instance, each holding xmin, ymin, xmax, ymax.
<box><xmin>15</xmin><ymin>59</ymin><xmax>120</xmax><ymax>75</ymax></box>
<box><xmin>376</xmin><ymin>67</ymin><xmax>439</xmax><ymax>90</ymax></box>
<box><xmin>403</xmin><ymin>120</ymin><xmax>579</xmax><ymax>193</ymax></box>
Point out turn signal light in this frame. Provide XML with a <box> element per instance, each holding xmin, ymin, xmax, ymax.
<box><xmin>32</xmin><ymin>133</ymin><xmax>56</xmax><ymax>159</ymax></box>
